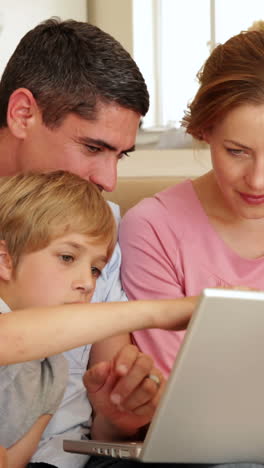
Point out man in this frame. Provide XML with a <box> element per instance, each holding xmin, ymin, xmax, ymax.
<box><xmin>0</xmin><ymin>17</ymin><xmax>166</xmax><ymax>468</ymax></box>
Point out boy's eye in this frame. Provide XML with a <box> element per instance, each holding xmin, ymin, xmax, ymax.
<box><xmin>91</xmin><ymin>266</ymin><xmax>101</xmax><ymax>278</ymax></box>
<box><xmin>60</xmin><ymin>254</ymin><xmax>74</xmax><ymax>263</ymax></box>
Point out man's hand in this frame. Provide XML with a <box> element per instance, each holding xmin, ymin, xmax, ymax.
<box><xmin>83</xmin><ymin>344</ymin><xmax>165</xmax><ymax>441</ymax></box>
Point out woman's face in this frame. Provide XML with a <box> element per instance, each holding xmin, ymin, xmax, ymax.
<box><xmin>205</xmin><ymin>103</ymin><xmax>264</xmax><ymax>220</ymax></box>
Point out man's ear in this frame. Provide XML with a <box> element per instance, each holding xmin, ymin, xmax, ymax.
<box><xmin>0</xmin><ymin>241</ymin><xmax>13</xmax><ymax>281</ymax></box>
<box><xmin>7</xmin><ymin>88</ymin><xmax>39</xmax><ymax>139</ymax></box>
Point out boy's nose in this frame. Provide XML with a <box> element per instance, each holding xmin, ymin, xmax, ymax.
<box><xmin>72</xmin><ymin>277</ymin><xmax>94</xmax><ymax>295</ymax></box>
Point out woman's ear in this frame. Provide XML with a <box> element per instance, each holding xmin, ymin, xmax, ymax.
<box><xmin>0</xmin><ymin>241</ymin><xmax>13</xmax><ymax>281</ymax></box>
<box><xmin>7</xmin><ymin>88</ymin><xmax>39</xmax><ymax>139</ymax></box>
<box><xmin>202</xmin><ymin>129</ymin><xmax>211</xmax><ymax>144</ymax></box>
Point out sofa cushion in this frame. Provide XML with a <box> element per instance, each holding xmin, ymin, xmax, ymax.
<box><xmin>103</xmin><ymin>176</ymin><xmax>187</xmax><ymax>216</ymax></box>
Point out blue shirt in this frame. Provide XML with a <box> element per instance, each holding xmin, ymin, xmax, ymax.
<box><xmin>31</xmin><ymin>202</ymin><xmax>127</xmax><ymax>468</ymax></box>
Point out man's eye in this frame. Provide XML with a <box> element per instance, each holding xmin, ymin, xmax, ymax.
<box><xmin>85</xmin><ymin>145</ymin><xmax>100</xmax><ymax>153</ymax></box>
<box><xmin>119</xmin><ymin>152</ymin><xmax>130</xmax><ymax>160</ymax></box>
<box><xmin>60</xmin><ymin>254</ymin><xmax>74</xmax><ymax>263</ymax></box>
<box><xmin>91</xmin><ymin>267</ymin><xmax>101</xmax><ymax>278</ymax></box>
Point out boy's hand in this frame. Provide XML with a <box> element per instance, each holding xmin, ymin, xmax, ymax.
<box><xmin>0</xmin><ymin>447</ymin><xmax>7</xmax><ymax>468</ymax></box>
<box><xmin>83</xmin><ymin>344</ymin><xmax>165</xmax><ymax>440</ymax></box>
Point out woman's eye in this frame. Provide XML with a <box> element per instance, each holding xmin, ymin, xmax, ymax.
<box><xmin>60</xmin><ymin>254</ymin><xmax>74</xmax><ymax>263</ymax></box>
<box><xmin>91</xmin><ymin>267</ymin><xmax>101</xmax><ymax>278</ymax></box>
<box><xmin>226</xmin><ymin>148</ymin><xmax>247</xmax><ymax>157</ymax></box>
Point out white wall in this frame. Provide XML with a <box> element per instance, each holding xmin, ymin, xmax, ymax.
<box><xmin>118</xmin><ymin>148</ymin><xmax>212</xmax><ymax>178</ymax></box>
<box><xmin>0</xmin><ymin>0</ymin><xmax>87</xmax><ymax>76</ymax></box>
<box><xmin>87</xmin><ymin>0</ymin><xmax>133</xmax><ymax>55</ymax></box>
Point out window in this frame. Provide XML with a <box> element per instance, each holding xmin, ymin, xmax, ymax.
<box><xmin>133</xmin><ymin>0</ymin><xmax>264</xmax><ymax>129</ymax></box>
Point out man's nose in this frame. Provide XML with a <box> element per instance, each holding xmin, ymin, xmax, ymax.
<box><xmin>90</xmin><ymin>155</ymin><xmax>118</xmax><ymax>192</ymax></box>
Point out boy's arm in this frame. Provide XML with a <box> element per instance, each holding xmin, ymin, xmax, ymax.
<box><xmin>1</xmin><ymin>297</ymin><xmax>194</xmax><ymax>365</ymax></box>
<box><xmin>0</xmin><ymin>298</ymin><xmax>194</xmax><ymax>365</ymax></box>
<box><xmin>0</xmin><ymin>446</ymin><xmax>7</xmax><ymax>468</ymax></box>
<box><xmin>7</xmin><ymin>414</ymin><xmax>51</xmax><ymax>468</ymax></box>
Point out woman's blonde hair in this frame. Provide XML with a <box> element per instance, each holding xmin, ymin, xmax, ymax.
<box><xmin>0</xmin><ymin>171</ymin><xmax>117</xmax><ymax>267</ymax></box>
<box><xmin>182</xmin><ymin>30</ymin><xmax>264</xmax><ymax>140</ymax></box>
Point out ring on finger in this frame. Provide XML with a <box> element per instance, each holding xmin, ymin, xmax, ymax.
<box><xmin>147</xmin><ymin>374</ymin><xmax>161</xmax><ymax>388</ymax></box>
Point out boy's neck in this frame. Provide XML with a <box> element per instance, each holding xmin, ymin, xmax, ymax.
<box><xmin>0</xmin><ymin>282</ymin><xmax>16</xmax><ymax>311</ymax></box>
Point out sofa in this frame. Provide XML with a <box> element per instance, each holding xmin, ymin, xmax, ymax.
<box><xmin>103</xmin><ymin>176</ymin><xmax>187</xmax><ymax>216</ymax></box>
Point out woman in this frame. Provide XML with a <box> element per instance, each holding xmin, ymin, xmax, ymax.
<box><xmin>119</xmin><ymin>29</ymin><xmax>264</xmax><ymax>377</ymax></box>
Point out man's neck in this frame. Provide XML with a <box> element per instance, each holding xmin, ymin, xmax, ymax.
<box><xmin>0</xmin><ymin>128</ymin><xmax>21</xmax><ymax>176</ymax></box>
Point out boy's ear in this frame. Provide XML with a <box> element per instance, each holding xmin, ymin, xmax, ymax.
<box><xmin>0</xmin><ymin>241</ymin><xmax>13</xmax><ymax>281</ymax></box>
<box><xmin>7</xmin><ymin>88</ymin><xmax>39</xmax><ymax>139</ymax></box>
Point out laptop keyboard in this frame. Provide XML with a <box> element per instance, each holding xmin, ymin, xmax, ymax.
<box><xmin>90</xmin><ymin>446</ymin><xmax>132</xmax><ymax>458</ymax></box>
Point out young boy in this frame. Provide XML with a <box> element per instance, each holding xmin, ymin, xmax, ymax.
<box><xmin>0</xmin><ymin>170</ymin><xmax>117</xmax><ymax>467</ymax></box>
<box><xmin>0</xmin><ymin>170</ymin><xmax>196</xmax><ymax>467</ymax></box>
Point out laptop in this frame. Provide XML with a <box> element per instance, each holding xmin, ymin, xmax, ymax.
<box><xmin>64</xmin><ymin>288</ymin><xmax>264</xmax><ymax>463</ymax></box>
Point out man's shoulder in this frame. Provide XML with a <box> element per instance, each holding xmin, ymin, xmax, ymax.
<box><xmin>92</xmin><ymin>200</ymin><xmax>126</xmax><ymax>302</ymax></box>
<box><xmin>107</xmin><ymin>200</ymin><xmax>121</xmax><ymax>223</ymax></box>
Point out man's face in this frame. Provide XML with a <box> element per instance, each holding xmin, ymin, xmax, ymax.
<box><xmin>5</xmin><ymin>232</ymin><xmax>108</xmax><ymax>310</ymax></box>
<box><xmin>16</xmin><ymin>103</ymin><xmax>140</xmax><ymax>192</ymax></box>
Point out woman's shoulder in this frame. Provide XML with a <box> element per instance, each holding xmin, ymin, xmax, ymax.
<box><xmin>155</xmin><ymin>179</ymin><xmax>195</xmax><ymax>206</ymax></box>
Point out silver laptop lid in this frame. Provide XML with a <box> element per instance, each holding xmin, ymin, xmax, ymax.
<box><xmin>141</xmin><ymin>288</ymin><xmax>264</xmax><ymax>463</ymax></box>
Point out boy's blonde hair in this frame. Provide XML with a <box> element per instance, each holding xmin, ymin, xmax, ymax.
<box><xmin>0</xmin><ymin>171</ymin><xmax>117</xmax><ymax>267</ymax></box>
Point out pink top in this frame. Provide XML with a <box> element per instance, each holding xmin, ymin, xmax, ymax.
<box><xmin>119</xmin><ymin>180</ymin><xmax>264</xmax><ymax>377</ymax></box>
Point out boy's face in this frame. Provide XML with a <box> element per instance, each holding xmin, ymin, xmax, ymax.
<box><xmin>4</xmin><ymin>232</ymin><xmax>108</xmax><ymax>310</ymax></box>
